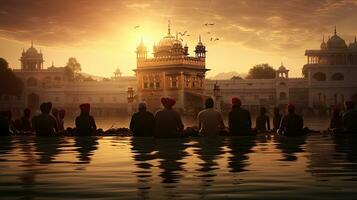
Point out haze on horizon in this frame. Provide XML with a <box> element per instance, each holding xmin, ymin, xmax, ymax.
<box><xmin>1</xmin><ymin>0</ymin><xmax>357</xmax><ymax>78</ymax></box>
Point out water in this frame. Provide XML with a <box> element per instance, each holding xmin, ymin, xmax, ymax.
<box><xmin>1</xmin><ymin>133</ymin><xmax>357</xmax><ymax>200</ymax></box>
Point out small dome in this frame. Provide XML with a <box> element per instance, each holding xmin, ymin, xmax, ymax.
<box><xmin>25</xmin><ymin>47</ymin><xmax>39</xmax><ymax>55</ymax></box>
<box><xmin>349</xmin><ymin>36</ymin><xmax>357</xmax><ymax>49</ymax></box>
<box><xmin>277</xmin><ymin>62</ymin><xmax>288</xmax><ymax>71</ymax></box>
<box><xmin>320</xmin><ymin>36</ymin><xmax>327</xmax><ymax>50</ymax></box>
<box><xmin>326</xmin><ymin>28</ymin><xmax>347</xmax><ymax>49</ymax></box>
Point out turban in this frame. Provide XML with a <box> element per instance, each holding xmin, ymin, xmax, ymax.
<box><xmin>345</xmin><ymin>101</ymin><xmax>355</xmax><ymax>110</ymax></box>
<box><xmin>161</xmin><ymin>97</ymin><xmax>176</xmax><ymax>109</ymax></box>
<box><xmin>80</xmin><ymin>103</ymin><xmax>91</xmax><ymax>113</ymax></box>
<box><xmin>40</xmin><ymin>102</ymin><xmax>52</xmax><ymax>114</ymax></box>
<box><xmin>287</xmin><ymin>104</ymin><xmax>295</xmax><ymax>112</ymax></box>
<box><xmin>138</xmin><ymin>102</ymin><xmax>147</xmax><ymax>110</ymax></box>
<box><xmin>231</xmin><ymin>97</ymin><xmax>242</xmax><ymax>107</ymax></box>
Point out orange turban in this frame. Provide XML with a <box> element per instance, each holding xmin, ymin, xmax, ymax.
<box><xmin>232</xmin><ymin>97</ymin><xmax>242</xmax><ymax>107</ymax></box>
<box><xmin>161</xmin><ymin>97</ymin><xmax>176</xmax><ymax>108</ymax></box>
<box><xmin>80</xmin><ymin>103</ymin><xmax>90</xmax><ymax>113</ymax></box>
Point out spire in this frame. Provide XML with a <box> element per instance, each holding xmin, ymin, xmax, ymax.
<box><xmin>334</xmin><ymin>26</ymin><xmax>337</xmax><ymax>35</ymax></box>
<box><xmin>322</xmin><ymin>35</ymin><xmax>325</xmax><ymax>43</ymax></box>
<box><xmin>168</xmin><ymin>20</ymin><xmax>171</xmax><ymax>35</ymax></box>
<box><xmin>281</xmin><ymin>61</ymin><xmax>283</xmax><ymax>66</ymax></box>
<box><xmin>199</xmin><ymin>35</ymin><xmax>201</xmax><ymax>43</ymax></box>
<box><xmin>176</xmin><ymin>31</ymin><xmax>178</xmax><ymax>40</ymax></box>
<box><xmin>355</xmin><ymin>35</ymin><xmax>356</xmax><ymax>43</ymax></box>
<box><xmin>31</xmin><ymin>40</ymin><xmax>33</xmax><ymax>48</ymax></box>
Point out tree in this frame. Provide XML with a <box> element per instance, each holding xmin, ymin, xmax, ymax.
<box><xmin>65</xmin><ymin>57</ymin><xmax>82</xmax><ymax>81</ymax></box>
<box><xmin>0</xmin><ymin>58</ymin><xmax>24</xmax><ymax>96</ymax></box>
<box><xmin>231</xmin><ymin>76</ymin><xmax>243</xmax><ymax>80</ymax></box>
<box><xmin>246</xmin><ymin>63</ymin><xmax>276</xmax><ymax>79</ymax></box>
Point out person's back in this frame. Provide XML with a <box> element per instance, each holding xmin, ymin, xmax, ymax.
<box><xmin>130</xmin><ymin>103</ymin><xmax>155</xmax><ymax>136</ymax></box>
<box><xmin>273</xmin><ymin>107</ymin><xmax>282</xmax><ymax>131</ymax></box>
<box><xmin>342</xmin><ymin>101</ymin><xmax>357</xmax><ymax>133</ymax></box>
<box><xmin>0</xmin><ymin>111</ymin><xmax>11</xmax><ymax>135</ymax></box>
<box><xmin>229</xmin><ymin>97</ymin><xmax>252</xmax><ymax>135</ymax></box>
<box><xmin>279</xmin><ymin>105</ymin><xmax>304</xmax><ymax>136</ymax></box>
<box><xmin>330</xmin><ymin>108</ymin><xmax>343</xmax><ymax>130</ymax></box>
<box><xmin>75</xmin><ymin>104</ymin><xmax>96</xmax><ymax>135</ymax></box>
<box><xmin>256</xmin><ymin>107</ymin><xmax>270</xmax><ymax>132</ymax></box>
<box><xmin>154</xmin><ymin>97</ymin><xmax>183</xmax><ymax>138</ymax></box>
<box><xmin>198</xmin><ymin>98</ymin><xmax>224</xmax><ymax>136</ymax></box>
<box><xmin>32</xmin><ymin>102</ymin><xmax>57</xmax><ymax>135</ymax></box>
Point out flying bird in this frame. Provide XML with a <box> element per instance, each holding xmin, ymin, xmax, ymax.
<box><xmin>207</xmin><ymin>32</ymin><xmax>211</xmax><ymax>34</ymax></box>
<box><xmin>134</xmin><ymin>25</ymin><xmax>140</xmax><ymax>29</ymax></box>
<box><xmin>178</xmin><ymin>31</ymin><xmax>187</xmax><ymax>36</ymax></box>
<box><xmin>209</xmin><ymin>23</ymin><xmax>215</xmax><ymax>26</ymax></box>
<box><xmin>210</xmin><ymin>37</ymin><xmax>213</xmax><ymax>41</ymax></box>
<box><xmin>214</xmin><ymin>38</ymin><xmax>219</xmax><ymax>41</ymax></box>
<box><xmin>186</xmin><ymin>34</ymin><xmax>191</xmax><ymax>37</ymax></box>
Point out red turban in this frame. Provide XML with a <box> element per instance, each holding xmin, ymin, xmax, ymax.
<box><xmin>345</xmin><ymin>101</ymin><xmax>355</xmax><ymax>110</ymax></box>
<box><xmin>161</xmin><ymin>97</ymin><xmax>176</xmax><ymax>108</ymax></box>
<box><xmin>287</xmin><ymin>104</ymin><xmax>295</xmax><ymax>112</ymax></box>
<box><xmin>80</xmin><ymin>103</ymin><xmax>91</xmax><ymax>113</ymax></box>
<box><xmin>232</xmin><ymin>97</ymin><xmax>242</xmax><ymax>107</ymax></box>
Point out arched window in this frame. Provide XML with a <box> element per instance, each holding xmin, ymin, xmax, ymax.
<box><xmin>313</xmin><ymin>72</ymin><xmax>326</xmax><ymax>81</ymax></box>
<box><xmin>279</xmin><ymin>92</ymin><xmax>287</xmax><ymax>100</ymax></box>
<box><xmin>27</xmin><ymin>77</ymin><xmax>38</xmax><ymax>87</ymax></box>
<box><xmin>331</xmin><ymin>73</ymin><xmax>344</xmax><ymax>81</ymax></box>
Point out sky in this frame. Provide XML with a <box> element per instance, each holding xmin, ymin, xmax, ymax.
<box><xmin>0</xmin><ymin>0</ymin><xmax>357</xmax><ymax>78</ymax></box>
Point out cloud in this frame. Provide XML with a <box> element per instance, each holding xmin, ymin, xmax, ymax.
<box><xmin>0</xmin><ymin>0</ymin><xmax>356</xmax><ymax>51</ymax></box>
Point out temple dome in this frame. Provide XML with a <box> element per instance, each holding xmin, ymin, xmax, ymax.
<box><xmin>326</xmin><ymin>29</ymin><xmax>347</xmax><ymax>49</ymax></box>
<box><xmin>320</xmin><ymin>36</ymin><xmax>327</xmax><ymax>50</ymax></box>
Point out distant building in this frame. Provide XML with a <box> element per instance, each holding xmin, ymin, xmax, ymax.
<box><xmin>134</xmin><ymin>22</ymin><xmax>209</xmax><ymax>112</ymax></box>
<box><xmin>303</xmin><ymin>28</ymin><xmax>357</xmax><ymax>108</ymax></box>
<box><xmin>0</xmin><ymin>42</ymin><xmax>136</xmax><ymax>117</ymax></box>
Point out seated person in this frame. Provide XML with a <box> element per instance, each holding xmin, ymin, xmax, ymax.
<box><xmin>272</xmin><ymin>107</ymin><xmax>282</xmax><ymax>131</ymax></box>
<box><xmin>329</xmin><ymin>107</ymin><xmax>343</xmax><ymax>131</ymax></box>
<box><xmin>75</xmin><ymin>103</ymin><xmax>97</xmax><ymax>135</ymax></box>
<box><xmin>278</xmin><ymin>104</ymin><xmax>305</xmax><ymax>136</ymax></box>
<box><xmin>197</xmin><ymin>98</ymin><xmax>225</xmax><ymax>136</ymax></box>
<box><xmin>32</xmin><ymin>102</ymin><xmax>58</xmax><ymax>135</ymax></box>
<box><xmin>342</xmin><ymin>101</ymin><xmax>357</xmax><ymax>133</ymax></box>
<box><xmin>130</xmin><ymin>102</ymin><xmax>155</xmax><ymax>136</ymax></box>
<box><xmin>256</xmin><ymin>107</ymin><xmax>270</xmax><ymax>132</ymax></box>
<box><xmin>154</xmin><ymin>97</ymin><xmax>184</xmax><ymax>138</ymax></box>
<box><xmin>228</xmin><ymin>97</ymin><xmax>254</xmax><ymax>135</ymax></box>
<box><xmin>15</xmin><ymin>108</ymin><xmax>32</xmax><ymax>131</ymax></box>
<box><xmin>58</xmin><ymin>109</ymin><xmax>66</xmax><ymax>131</ymax></box>
<box><xmin>0</xmin><ymin>110</ymin><xmax>13</xmax><ymax>135</ymax></box>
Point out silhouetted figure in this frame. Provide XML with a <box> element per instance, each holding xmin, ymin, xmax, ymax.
<box><xmin>329</xmin><ymin>107</ymin><xmax>343</xmax><ymax>130</ymax></box>
<box><xmin>130</xmin><ymin>102</ymin><xmax>155</xmax><ymax>136</ymax></box>
<box><xmin>154</xmin><ymin>97</ymin><xmax>184</xmax><ymax>138</ymax></box>
<box><xmin>278</xmin><ymin>104</ymin><xmax>304</xmax><ymax>136</ymax></box>
<box><xmin>197</xmin><ymin>98</ymin><xmax>224</xmax><ymax>136</ymax></box>
<box><xmin>15</xmin><ymin>108</ymin><xmax>32</xmax><ymax>131</ymax></box>
<box><xmin>228</xmin><ymin>97</ymin><xmax>253</xmax><ymax>135</ymax></box>
<box><xmin>32</xmin><ymin>102</ymin><xmax>58</xmax><ymax>135</ymax></box>
<box><xmin>342</xmin><ymin>101</ymin><xmax>357</xmax><ymax>133</ymax></box>
<box><xmin>0</xmin><ymin>110</ymin><xmax>13</xmax><ymax>135</ymax></box>
<box><xmin>256</xmin><ymin>107</ymin><xmax>270</xmax><ymax>132</ymax></box>
<box><xmin>58</xmin><ymin>109</ymin><xmax>66</xmax><ymax>131</ymax></box>
<box><xmin>273</xmin><ymin>107</ymin><xmax>282</xmax><ymax>131</ymax></box>
<box><xmin>51</xmin><ymin>108</ymin><xmax>61</xmax><ymax>130</ymax></box>
<box><xmin>75</xmin><ymin>103</ymin><xmax>97</xmax><ymax>135</ymax></box>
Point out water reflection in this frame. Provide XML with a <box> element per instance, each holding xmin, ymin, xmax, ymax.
<box><xmin>131</xmin><ymin>137</ymin><xmax>156</xmax><ymax>199</ymax></box>
<box><xmin>227</xmin><ymin>136</ymin><xmax>256</xmax><ymax>173</ymax></box>
<box><xmin>74</xmin><ymin>136</ymin><xmax>99</xmax><ymax>164</ymax></box>
<box><xmin>0</xmin><ymin>136</ymin><xmax>12</xmax><ymax>161</ymax></box>
<box><xmin>275</xmin><ymin>135</ymin><xmax>307</xmax><ymax>161</ymax></box>
<box><xmin>34</xmin><ymin>136</ymin><xmax>63</xmax><ymax>164</ymax></box>
<box><xmin>195</xmin><ymin>136</ymin><xmax>225</xmax><ymax>186</ymax></box>
<box><xmin>155</xmin><ymin>138</ymin><xmax>189</xmax><ymax>186</ymax></box>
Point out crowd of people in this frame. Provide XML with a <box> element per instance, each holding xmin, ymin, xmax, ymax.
<box><xmin>0</xmin><ymin>97</ymin><xmax>356</xmax><ymax>137</ymax></box>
